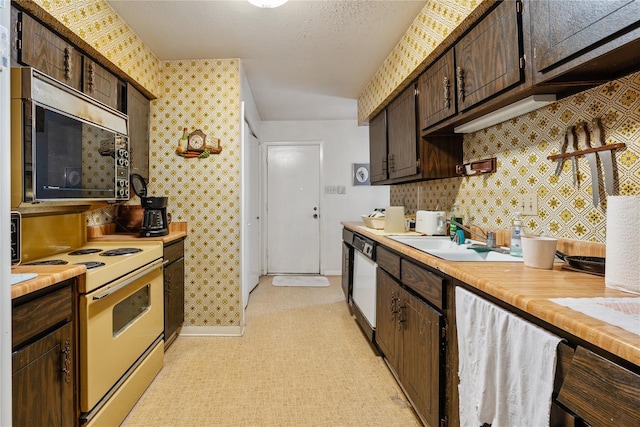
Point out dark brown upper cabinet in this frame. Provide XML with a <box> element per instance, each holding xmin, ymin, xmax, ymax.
<box><xmin>418</xmin><ymin>49</ymin><xmax>456</xmax><ymax>131</ymax></box>
<box><xmin>84</xmin><ymin>58</ymin><xmax>122</xmax><ymax>110</ymax></box>
<box><xmin>127</xmin><ymin>83</ymin><xmax>151</xmax><ymax>182</ymax></box>
<box><xmin>387</xmin><ymin>84</ymin><xmax>419</xmax><ymax>180</ymax></box>
<box><xmin>13</xmin><ymin>6</ymin><xmax>126</xmax><ymax>112</ymax></box>
<box><xmin>16</xmin><ymin>11</ymin><xmax>83</xmax><ymax>92</ymax></box>
<box><xmin>454</xmin><ymin>0</ymin><xmax>523</xmax><ymax>112</ymax></box>
<box><xmin>369</xmin><ymin>82</ymin><xmax>461</xmax><ymax>185</ymax></box>
<box><xmin>530</xmin><ymin>0</ymin><xmax>640</xmax><ymax>84</ymax></box>
<box><xmin>369</xmin><ymin>110</ymin><xmax>388</xmax><ymax>184</ymax></box>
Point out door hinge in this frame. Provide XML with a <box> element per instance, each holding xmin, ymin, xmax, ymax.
<box><xmin>440</xmin><ymin>416</ymin><xmax>448</xmax><ymax>427</ymax></box>
<box><xmin>516</xmin><ymin>0</ymin><xmax>523</xmax><ymax>14</ymax></box>
<box><xmin>519</xmin><ymin>56</ymin><xmax>526</xmax><ymax>70</ymax></box>
<box><xmin>441</xmin><ymin>323</ymin><xmax>448</xmax><ymax>341</ymax></box>
<box><xmin>414</xmin><ymin>87</ymin><xmax>419</xmax><ymax>97</ymax></box>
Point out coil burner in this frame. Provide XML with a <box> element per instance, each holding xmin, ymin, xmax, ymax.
<box><xmin>99</xmin><ymin>248</ymin><xmax>143</xmax><ymax>256</ymax></box>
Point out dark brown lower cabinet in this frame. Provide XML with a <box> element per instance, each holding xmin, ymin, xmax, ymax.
<box><xmin>557</xmin><ymin>346</ymin><xmax>640</xmax><ymax>426</ymax></box>
<box><xmin>353</xmin><ymin>233</ymin><xmax>640</xmax><ymax>427</ymax></box>
<box><xmin>164</xmin><ymin>238</ymin><xmax>185</xmax><ymax>349</ymax></box>
<box><xmin>12</xmin><ymin>281</ymin><xmax>76</xmax><ymax>427</ymax></box>
<box><xmin>376</xmin><ymin>269</ymin><xmax>442</xmax><ymax>427</ymax></box>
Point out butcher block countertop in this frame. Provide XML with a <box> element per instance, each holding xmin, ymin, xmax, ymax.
<box><xmin>343</xmin><ymin>222</ymin><xmax>640</xmax><ymax>367</ymax></box>
<box><xmin>10</xmin><ymin>265</ymin><xmax>86</xmax><ymax>300</ymax></box>
<box><xmin>87</xmin><ymin>221</ymin><xmax>187</xmax><ymax>244</ymax></box>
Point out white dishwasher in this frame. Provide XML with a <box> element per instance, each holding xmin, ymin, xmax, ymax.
<box><xmin>351</xmin><ymin>234</ymin><xmax>377</xmax><ymax>344</ymax></box>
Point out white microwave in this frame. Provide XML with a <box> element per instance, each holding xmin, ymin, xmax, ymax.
<box><xmin>11</xmin><ymin>67</ymin><xmax>130</xmax><ymax>211</ymax></box>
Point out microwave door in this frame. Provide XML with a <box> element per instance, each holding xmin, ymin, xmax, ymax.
<box><xmin>32</xmin><ymin>104</ymin><xmax>123</xmax><ymax>202</ymax></box>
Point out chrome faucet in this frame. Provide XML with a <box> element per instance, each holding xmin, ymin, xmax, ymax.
<box><xmin>447</xmin><ymin>218</ymin><xmax>498</xmax><ymax>249</ymax></box>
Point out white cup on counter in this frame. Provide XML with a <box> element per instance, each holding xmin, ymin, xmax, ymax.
<box><xmin>521</xmin><ymin>236</ymin><xmax>558</xmax><ymax>269</ymax></box>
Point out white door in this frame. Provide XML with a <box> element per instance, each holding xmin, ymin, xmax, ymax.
<box><xmin>266</xmin><ymin>144</ymin><xmax>321</xmax><ymax>274</ymax></box>
<box><xmin>241</xmin><ymin>115</ymin><xmax>261</xmax><ymax>308</ymax></box>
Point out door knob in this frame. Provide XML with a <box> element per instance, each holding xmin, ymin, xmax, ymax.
<box><xmin>313</xmin><ymin>214</ymin><xmax>318</xmax><ymax>219</ymax></box>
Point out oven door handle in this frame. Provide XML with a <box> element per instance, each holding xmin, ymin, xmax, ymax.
<box><xmin>92</xmin><ymin>259</ymin><xmax>163</xmax><ymax>300</ymax></box>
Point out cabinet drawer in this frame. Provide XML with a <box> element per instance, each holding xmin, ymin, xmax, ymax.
<box><xmin>342</xmin><ymin>228</ymin><xmax>354</xmax><ymax>246</ymax></box>
<box><xmin>376</xmin><ymin>246</ymin><xmax>400</xmax><ymax>279</ymax></box>
<box><xmin>12</xmin><ymin>283</ymin><xmax>73</xmax><ymax>349</ymax></box>
<box><xmin>557</xmin><ymin>346</ymin><xmax>640</xmax><ymax>426</ymax></box>
<box><xmin>164</xmin><ymin>238</ymin><xmax>185</xmax><ymax>264</ymax></box>
<box><xmin>400</xmin><ymin>259</ymin><xmax>443</xmax><ymax>310</ymax></box>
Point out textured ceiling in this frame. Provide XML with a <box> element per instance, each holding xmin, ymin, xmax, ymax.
<box><xmin>106</xmin><ymin>0</ymin><xmax>427</xmax><ymax>121</ymax></box>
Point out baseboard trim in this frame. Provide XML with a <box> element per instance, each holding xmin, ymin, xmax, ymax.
<box><xmin>323</xmin><ymin>270</ymin><xmax>341</xmax><ymax>276</ymax></box>
<box><xmin>179</xmin><ymin>325</ymin><xmax>244</xmax><ymax>337</ymax></box>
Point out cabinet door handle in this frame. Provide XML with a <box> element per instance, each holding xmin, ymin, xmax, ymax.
<box><xmin>456</xmin><ymin>66</ymin><xmax>465</xmax><ymax>104</ymax></box>
<box><xmin>390</xmin><ymin>293</ymin><xmax>398</xmax><ymax>319</ymax></box>
<box><xmin>382</xmin><ymin>158</ymin><xmax>387</xmax><ymax>174</ymax></box>
<box><xmin>397</xmin><ymin>302</ymin><xmax>406</xmax><ymax>331</ymax></box>
<box><xmin>88</xmin><ymin>62</ymin><xmax>95</xmax><ymax>93</ymax></box>
<box><xmin>443</xmin><ymin>76</ymin><xmax>450</xmax><ymax>109</ymax></box>
<box><xmin>388</xmin><ymin>154</ymin><xmax>395</xmax><ymax>173</ymax></box>
<box><xmin>64</xmin><ymin>47</ymin><xmax>73</xmax><ymax>81</ymax></box>
<box><xmin>61</xmin><ymin>338</ymin><xmax>72</xmax><ymax>384</ymax></box>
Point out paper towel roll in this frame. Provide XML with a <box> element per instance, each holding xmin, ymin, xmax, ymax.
<box><xmin>605</xmin><ymin>196</ymin><xmax>640</xmax><ymax>295</ymax></box>
<box><xmin>384</xmin><ymin>206</ymin><xmax>406</xmax><ymax>234</ymax></box>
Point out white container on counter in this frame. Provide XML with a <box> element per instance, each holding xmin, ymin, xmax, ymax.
<box><xmin>521</xmin><ymin>236</ymin><xmax>558</xmax><ymax>269</ymax></box>
<box><xmin>384</xmin><ymin>206</ymin><xmax>406</xmax><ymax>233</ymax></box>
<box><xmin>415</xmin><ymin>210</ymin><xmax>446</xmax><ymax>235</ymax></box>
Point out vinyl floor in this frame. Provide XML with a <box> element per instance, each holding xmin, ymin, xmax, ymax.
<box><xmin>121</xmin><ymin>275</ymin><xmax>421</xmax><ymax>426</ymax></box>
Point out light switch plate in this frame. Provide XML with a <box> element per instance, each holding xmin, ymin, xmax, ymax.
<box><xmin>520</xmin><ymin>193</ymin><xmax>538</xmax><ymax>216</ymax></box>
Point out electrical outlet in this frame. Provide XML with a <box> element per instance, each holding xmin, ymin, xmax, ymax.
<box><xmin>520</xmin><ymin>193</ymin><xmax>538</xmax><ymax>216</ymax></box>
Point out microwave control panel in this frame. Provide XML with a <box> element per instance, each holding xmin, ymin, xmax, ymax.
<box><xmin>115</xmin><ymin>136</ymin><xmax>130</xmax><ymax>200</ymax></box>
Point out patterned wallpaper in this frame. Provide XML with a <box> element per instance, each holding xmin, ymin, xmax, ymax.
<box><xmin>32</xmin><ymin>0</ymin><xmax>160</xmax><ymax>96</ymax></box>
<box><xmin>150</xmin><ymin>59</ymin><xmax>242</xmax><ymax>329</ymax></box>
<box><xmin>90</xmin><ymin>60</ymin><xmax>243</xmax><ymax>330</ymax></box>
<box><xmin>391</xmin><ymin>71</ymin><xmax>640</xmax><ymax>243</ymax></box>
<box><xmin>357</xmin><ymin>0</ymin><xmax>481</xmax><ymax>124</ymax></box>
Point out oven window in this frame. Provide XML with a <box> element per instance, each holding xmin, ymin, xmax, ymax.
<box><xmin>112</xmin><ymin>285</ymin><xmax>150</xmax><ymax>336</ymax></box>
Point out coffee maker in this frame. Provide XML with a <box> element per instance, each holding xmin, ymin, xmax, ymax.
<box><xmin>130</xmin><ymin>174</ymin><xmax>169</xmax><ymax>237</ymax></box>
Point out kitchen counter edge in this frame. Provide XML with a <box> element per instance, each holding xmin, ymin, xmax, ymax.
<box><xmin>10</xmin><ymin>265</ymin><xmax>86</xmax><ymax>300</ymax></box>
<box><xmin>87</xmin><ymin>222</ymin><xmax>187</xmax><ymax>244</ymax></box>
<box><xmin>342</xmin><ymin>221</ymin><xmax>639</xmax><ymax>366</ymax></box>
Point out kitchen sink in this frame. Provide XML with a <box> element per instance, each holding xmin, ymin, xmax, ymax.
<box><xmin>389</xmin><ymin>236</ymin><xmax>524</xmax><ymax>262</ymax></box>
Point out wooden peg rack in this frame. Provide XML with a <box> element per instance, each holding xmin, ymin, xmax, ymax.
<box><xmin>547</xmin><ymin>143</ymin><xmax>626</xmax><ymax>161</ymax></box>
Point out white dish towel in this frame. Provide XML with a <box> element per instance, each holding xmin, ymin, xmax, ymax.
<box><xmin>455</xmin><ymin>287</ymin><xmax>562</xmax><ymax>427</ymax></box>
